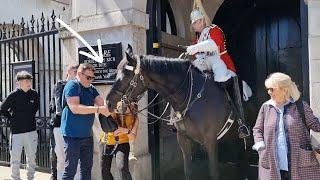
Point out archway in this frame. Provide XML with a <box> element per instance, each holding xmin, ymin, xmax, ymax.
<box><xmin>214</xmin><ymin>0</ymin><xmax>308</xmax><ymax>178</ymax></box>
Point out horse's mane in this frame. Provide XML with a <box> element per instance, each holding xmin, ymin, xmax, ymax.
<box><xmin>141</xmin><ymin>55</ymin><xmax>192</xmax><ymax>74</ymax></box>
<box><xmin>117</xmin><ymin>55</ymin><xmax>201</xmax><ymax>78</ymax></box>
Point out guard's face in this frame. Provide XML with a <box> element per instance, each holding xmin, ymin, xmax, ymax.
<box><xmin>192</xmin><ymin>18</ymin><xmax>205</xmax><ymax>33</ymax></box>
<box><xmin>18</xmin><ymin>79</ymin><xmax>32</xmax><ymax>91</ymax></box>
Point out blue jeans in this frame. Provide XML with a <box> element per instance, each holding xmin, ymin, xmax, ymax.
<box><xmin>62</xmin><ymin>136</ymin><xmax>93</xmax><ymax>180</ymax></box>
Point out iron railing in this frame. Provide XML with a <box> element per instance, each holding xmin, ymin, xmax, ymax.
<box><xmin>0</xmin><ymin>10</ymin><xmax>62</xmax><ymax>170</ymax></box>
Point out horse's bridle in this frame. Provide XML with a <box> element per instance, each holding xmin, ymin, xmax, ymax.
<box><xmin>111</xmin><ymin>54</ymin><xmax>235</xmax><ymax>141</ymax></box>
<box><xmin>112</xmin><ymin>54</ymin><xmax>209</xmax><ymax>126</ymax></box>
<box><xmin>112</xmin><ymin>55</ymin><xmax>146</xmax><ymax>108</ymax></box>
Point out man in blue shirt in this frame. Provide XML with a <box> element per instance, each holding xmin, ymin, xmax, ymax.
<box><xmin>60</xmin><ymin>63</ymin><xmax>110</xmax><ymax>180</ymax></box>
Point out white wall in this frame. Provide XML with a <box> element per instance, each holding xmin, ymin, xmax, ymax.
<box><xmin>61</xmin><ymin>0</ymin><xmax>151</xmax><ymax>179</ymax></box>
<box><xmin>308</xmin><ymin>0</ymin><xmax>320</xmax><ymax>152</ymax></box>
<box><xmin>0</xmin><ymin>0</ymin><xmax>67</xmax><ymax>23</ymax></box>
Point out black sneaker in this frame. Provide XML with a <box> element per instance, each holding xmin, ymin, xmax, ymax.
<box><xmin>238</xmin><ymin>125</ymin><xmax>250</xmax><ymax>139</ymax></box>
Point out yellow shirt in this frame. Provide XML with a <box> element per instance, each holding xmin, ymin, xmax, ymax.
<box><xmin>100</xmin><ymin>113</ymin><xmax>136</xmax><ymax>145</ymax></box>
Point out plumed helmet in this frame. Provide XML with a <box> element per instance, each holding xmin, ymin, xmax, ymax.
<box><xmin>190</xmin><ymin>0</ymin><xmax>210</xmax><ymax>25</ymax></box>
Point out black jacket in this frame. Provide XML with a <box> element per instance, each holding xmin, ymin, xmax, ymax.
<box><xmin>0</xmin><ymin>88</ymin><xmax>40</xmax><ymax>134</ymax></box>
<box><xmin>49</xmin><ymin>80</ymin><xmax>66</xmax><ymax>128</ymax></box>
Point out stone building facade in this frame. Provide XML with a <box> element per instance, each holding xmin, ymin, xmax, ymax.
<box><xmin>1</xmin><ymin>0</ymin><xmax>320</xmax><ymax>179</ymax></box>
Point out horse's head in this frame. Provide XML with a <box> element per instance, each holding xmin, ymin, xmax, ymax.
<box><xmin>106</xmin><ymin>44</ymin><xmax>148</xmax><ymax>112</ymax></box>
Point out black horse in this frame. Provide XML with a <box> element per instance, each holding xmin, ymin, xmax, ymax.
<box><xmin>106</xmin><ymin>45</ymin><xmax>238</xmax><ymax>180</ymax></box>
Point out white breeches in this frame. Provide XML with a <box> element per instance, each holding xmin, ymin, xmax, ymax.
<box><xmin>192</xmin><ymin>55</ymin><xmax>232</xmax><ymax>82</ymax></box>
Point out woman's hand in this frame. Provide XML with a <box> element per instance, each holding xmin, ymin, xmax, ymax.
<box><xmin>114</xmin><ymin>127</ymin><xmax>129</xmax><ymax>136</ymax></box>
<box><xmin>252</xmin><ymin>141</ymin><xmax>266</xmax><ymax>151</ymax></box>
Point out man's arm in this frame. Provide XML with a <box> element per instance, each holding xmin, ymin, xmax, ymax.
<box><xmin>93</xmin><ymin>92</ymin><xmax>110</xmax><ymax>117</ymax></box>
<box><xmin>94</xmin><ymin>95</ymin><xmax>104</xmax><ymax>106</ymax></box>
<box><xmin>55</xmin><ymin>82</ymin><xmax>64</xmax><ymax>116</ymax></box>
<box><xmin>33</xmin><ymin>92</ymin><xmax>40</xmax><ymax>114</ymax></box>
<box><xmin>66</xmin><ymin>96</ymin><xmax>99</xmax><ymax>115</ymax></box>
<box><xmin>0</xmin><ymin>93</ymin><xmax>14</xmax><ymax>118</ymax></box>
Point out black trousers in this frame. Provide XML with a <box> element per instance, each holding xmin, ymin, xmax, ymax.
<box><xmin>101</xmin><ymin>143</ymin><xmax>132</xmax><ymax>180</ymax></box>
<box><xmin>49</xmin><ymin>127</ymin><xmax>57</xmax><ymax>180</ymax></box>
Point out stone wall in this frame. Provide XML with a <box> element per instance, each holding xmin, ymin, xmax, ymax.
<box><xmin>308</xmin><ymin>0</ymin><xmax>320</xmax><ymax>154</ymax></box>
<box><xmin>60</xmin><ymin>0</ymin><xmax>151</xmax><ymax>179</ymax></box>
<box><xmin>0</xmin><ymin>0</ymin><xmax>67</xmax><ymax>23</ymax></box>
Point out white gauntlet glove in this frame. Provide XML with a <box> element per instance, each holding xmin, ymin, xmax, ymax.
<box><xmin>186</xmin><ymin>39</ymin><xmax>219</xmax><ymax>55</ymax></box>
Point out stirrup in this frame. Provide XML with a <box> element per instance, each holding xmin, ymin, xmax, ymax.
<box><xmin>238</xmin><ymin>124</ymin><xmax>250</xmax><ymax>139</ymax></box>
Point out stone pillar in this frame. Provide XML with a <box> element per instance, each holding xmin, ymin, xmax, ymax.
<box><xmin>308</xmin><ymin>0</ymin><xmax>320</xmax><ymax>158</ymax></box>
<box><xmin>60</xmin><ymin>0</ymin><xmax>151</xmax><ymax>179</ymax></box>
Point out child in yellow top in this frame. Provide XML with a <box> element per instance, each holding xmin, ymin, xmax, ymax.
<box><xmin>99</xmin><ymin>102</ymin><xmax>139</xmax><ymax>180</ymax></box>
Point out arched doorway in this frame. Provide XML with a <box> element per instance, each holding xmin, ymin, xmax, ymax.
<box><xmin>146</xmin><ymin>1</ymin><xmax>189</xmax><ymax>180</ymax></box>
<box><xmin>146</xmin><ymin>0</ymin><xmax>309</xmax><ymax>179</ymax></box>
<box><xmin>214</xmin><ymin>0</ymin><xmax>308</xmax><ymax>178</ymax></box>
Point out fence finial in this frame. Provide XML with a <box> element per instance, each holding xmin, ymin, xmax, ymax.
<box><xmin>20</xmin><ymin>17</ymin><xmax>25</xmax><ymax>36</ymax></box>
<box><xmin>2</xmin><ymin>22</ymin><xmax>7</xmax><ymax>39</ymax></box>
<box><xmin>11</xmin><ymin>20</ymin><xmax>16</xmax><ymax>38</ymax></box>
<box><xmin>30</xmin><ymin>15</ymin><xmax>35</xmax><ymax>34</ymax></box>
<box><xmin>51</xmin><ymin>10</ymin><xmax>57</xmax><ymax>30</ymax></box>
<box><xmin>40</xmin><ymin>12</ymin><xmax>45</xmax><ymax>32</ymax></box>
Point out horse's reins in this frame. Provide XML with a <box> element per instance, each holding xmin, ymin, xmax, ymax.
<box><xmin>117</xmin><ymin>54</ymin><xmax>235</xmax><ymax>141</ymax></box>
<box><xmin>120</xmin><ymin>55</ymin><xmax>207</xmax><ymax>124</ymax></box>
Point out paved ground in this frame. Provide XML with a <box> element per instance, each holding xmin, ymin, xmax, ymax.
<box><xmin>0</xmin><ymin>166</ymin><xmax>50</xmax><ymax>180</ymax></box>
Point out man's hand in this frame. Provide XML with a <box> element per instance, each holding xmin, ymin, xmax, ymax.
<box><xmin>98</xmin><ymin>106</ymin><xmax>110</xmax><ymax>117</ymax></box>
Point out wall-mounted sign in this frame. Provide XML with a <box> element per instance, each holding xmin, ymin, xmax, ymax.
<box><xmin>78</xmin><ymin>43</ymin><xmax>122</xmax><ymax>84</ymax></box>
<box><xmin>11</xmin><ymin>60</ymin><xmax>35</xmax><ymax>88</ymax></box>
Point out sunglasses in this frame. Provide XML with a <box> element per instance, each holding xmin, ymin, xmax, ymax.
<box><xmin>81</xmin><ymin>72</ymin><xmax>95</xmax><ymax>81</ymax></box>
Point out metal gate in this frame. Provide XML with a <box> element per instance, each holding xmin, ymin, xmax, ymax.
<box><xmin>0</xmin><ymin>11</ymin><xmax>62</xmax><ymax>170</ymax></box>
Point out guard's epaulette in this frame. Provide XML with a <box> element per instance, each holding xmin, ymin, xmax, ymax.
<box><xmin>209</xmin><ymin>24</ymin><xmax>223</xmax><ymax>32</ymax></box>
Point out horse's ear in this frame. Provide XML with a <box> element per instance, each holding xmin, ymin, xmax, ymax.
<box><xmin>125</xmin><ymin>44</ymin><xmax>135</xmax><ymax>64</ymax></box>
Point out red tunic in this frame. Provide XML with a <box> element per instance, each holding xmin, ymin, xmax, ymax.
<box><xmin>194</xmin><ymin>25</ymin><xmax>236</xmax><ymax>73</ymax></box>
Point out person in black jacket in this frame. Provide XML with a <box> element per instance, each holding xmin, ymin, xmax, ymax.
<box><xmin>0</xmin><ymin>71</ymin><xmax>39</xmax><ymax>180</ymax></box>
<box><xmin>49</xmin><ymin>64</ymin><xmax>78</xmax><ymax>180</ymax></box>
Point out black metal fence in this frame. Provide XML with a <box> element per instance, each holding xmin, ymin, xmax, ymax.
<box><xmin>0</xmin><ymin>11</ymin><xmax>62</xmax><ymax>170</ymax></box>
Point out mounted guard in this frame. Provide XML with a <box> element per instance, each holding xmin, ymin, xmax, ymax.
<box><xmin>187</xmin><ymin>0</ymin><xmax>250</xmax><ymax>138</ymax></box>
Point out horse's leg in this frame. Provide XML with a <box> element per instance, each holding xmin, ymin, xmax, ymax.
<box><xmin>205</xmin><ymin>141</ymin><xmax>219</xmax><ymax>180</ymax></box>
<box><xmin>177</xmin><ymin>132</ymin><xmax>193</xmax><ymax>180</ymax></box>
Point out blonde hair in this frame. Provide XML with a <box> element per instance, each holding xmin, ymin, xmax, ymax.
<box><xmin>65</xmin><ymin>64</ymin><xmax>79</xmax><ymax>79</ymax></box>
<box><xmin>265</xmin><ymin>72</ymin><xmax>300</xmax><ymax>101</ymax></box>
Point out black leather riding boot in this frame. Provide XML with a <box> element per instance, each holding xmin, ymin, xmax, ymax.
<box><xmin>220</xmin><ymin>77</ymin><xmax>250</xmax><ymax>139</ymax></box>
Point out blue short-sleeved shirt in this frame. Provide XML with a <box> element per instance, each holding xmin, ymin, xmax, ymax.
<box><xmin>60</xmin><ymin>79</ymin><xmax>99</xmax><ymax>137</ymax></box>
